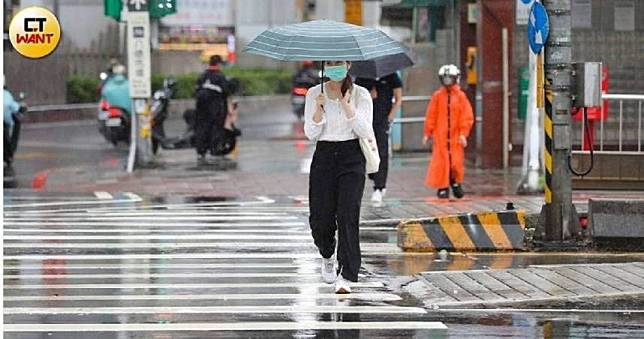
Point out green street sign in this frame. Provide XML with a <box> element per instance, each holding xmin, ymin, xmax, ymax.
<box><xmin>150</xmin><ymin>0</ymin><xmax>177</xmax><ymax>18</ymax></box>
<box><xmin>104</xmin><ymin>0</ymin><xmax>123</xmax><ymax>21</ymax></box>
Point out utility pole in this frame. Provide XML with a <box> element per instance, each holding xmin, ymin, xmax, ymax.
<box><xmin>541</xmin><ymin>0</ymin><xmax>578</xmax><ymax>240</ymax></box>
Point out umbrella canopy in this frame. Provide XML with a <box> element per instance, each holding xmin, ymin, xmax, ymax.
<box><xmin>350</xmin><ymin>52</ymin><xmax>414</xmax><ymax>79</ymax></box>
<box><xmin>243</xmin><ymin>20</ymin><xmax>407</xmax><ymax>61</ymax></box>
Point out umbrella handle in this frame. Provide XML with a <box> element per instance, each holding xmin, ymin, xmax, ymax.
<box><xmin>321</xmin><ymin>63</ymin><xmax>324</xmax><ymax>94</ymax></box>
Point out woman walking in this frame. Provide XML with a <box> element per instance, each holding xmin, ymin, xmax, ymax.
<box><xmin>304</xmin><ymin>60</ymin><xmax>373</xmax><ymax>294</ymax></box>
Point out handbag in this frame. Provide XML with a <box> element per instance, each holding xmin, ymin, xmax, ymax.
<box><xmin>360</xmin><ymin>135</ymin><xmax>380</xmax><ymax>174</ymax></box>
<box><xmin>351</xmin><ymin>86</ymin><xmax>380</xmax><ymax>174</ymax></box>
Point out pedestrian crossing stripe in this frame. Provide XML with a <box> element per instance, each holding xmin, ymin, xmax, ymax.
<box><xmin>4</xmin><ymin>293</ymin><xmax>402</xmax><ymax>302</ymax></box>
<box><xmin>3</xmin><ymin>193</ymin><xmax>439</xmax><ymax>336</ymax></box>
<box><xmin>4</xmin><ymin>215</ymin><xmax>299</xmax><ymax>221</ymax></box>
<box><xmin>3</xmin><ymin>263</ymin><xmax>316</xmax><ymax>270</ymax></box>
<box><xmin>398</xmin><ymin>210</ymin><xmax>526</xmax><ymax>252</ymax></box>
<box><xmin>4</xmin><ymin>221</ymin><xmax>306</xmax><ymax>227</ymax></box>
<box><xmin>4</xmin><ymin>242</ymin><xmax>317</xmax><ymax>249</ymax></box>
<box><xmin>4</xmin><ymin>305</ymin><xmax>428</xmax><ymax>315</ymax></box>
<box><xmin>4</xmin><ymin>282</ymin><xmax>385</xmax><ymax>290</ymax></box>
<box><xmin>4</xmin><ymin>234</ymin><xmax>313</xmax><ymax>240</ymax></box>
<box><xmin>4</xmin><ymin>211</ymin><xmax>291</xmax><ymax>217</ymax></box>
<box><xmin>3</xmin><ymin>253</ymin><xmax>324</xmax><ymax>260</ymax></box>
<box><xmin>3</xmin><ymin>321</ymin><xmax>447</xmax><ymax>332</ymax></box>
<box><xmin>4</xmin><ymin>228</ymin><xmax>310</xmax><ymax>233</ymax></box>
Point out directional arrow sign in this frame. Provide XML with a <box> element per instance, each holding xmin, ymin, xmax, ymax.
<box><xmin>128</xmin><ymin>0</ymin><xmax>148</xmax><ymax>11</ymax></box>
<box><xmin>527</xmin><ymin>1</ymin><xmax>549</xmax><ymax>54</ymax></box>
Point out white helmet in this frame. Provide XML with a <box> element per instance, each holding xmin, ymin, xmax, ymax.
<box><xmin>438</xmin><ymin>64</ymin><xmax>460</xmax><ymax>86</ymax></box>
<box><xmin>112</xmin><ymin>64</ymin><xmax>126</xmax><ymax>75</ymax></box>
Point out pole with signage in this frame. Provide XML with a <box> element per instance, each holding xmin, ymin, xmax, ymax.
<box><xmin>540</xmin><ymin>0</ymin><xmax>579</xmax><ymax>240</ymax></box>
<box><xmin>126</xmin><ymin>0</ymin><xmax>152</xmax><ymax>172</ymax></box>
<box><xmin>518</xmin><ymin>1</ymin><xmax>546</xmax><ymax>194</ymax></box>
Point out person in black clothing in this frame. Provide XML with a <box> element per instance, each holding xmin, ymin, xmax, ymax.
<box><xmin>195</xmin><ymin>55</ymin><xmax>232</xmax><ymax>162</ymax></box>
<box><xmin>355</xmin><ymin>73</ymin><xmax>403</xmax><ymax>204</ymax></box>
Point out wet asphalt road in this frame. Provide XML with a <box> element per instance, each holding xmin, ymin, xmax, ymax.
<box><xmin>4</xmin><ymin>192</ymin><xmax>644</xmax><ymax>338</ymax></box>
<box><xmin>4</xmin><ymin>107</ymin><xmax>644</xmax><ymax>338</ymax></box>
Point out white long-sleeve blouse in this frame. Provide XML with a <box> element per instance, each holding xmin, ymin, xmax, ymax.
<box><xmin>304</xmin><ymin>83</ymin><xmax>373</xmax><ymax>142</ymax></box>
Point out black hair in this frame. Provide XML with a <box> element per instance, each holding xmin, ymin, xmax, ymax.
<box><xmin>341</xmin><ymin>76</ymin><xmax>353</xmax><ymax>97</ymax></box>
<box><xmin>209</xmin><ymin>55</ymin><xmax>223</xmax><ymax>66</ymax></box>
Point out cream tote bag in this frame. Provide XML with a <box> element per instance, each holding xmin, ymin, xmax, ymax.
<box><xmin>351</xmin><ymin>86</ymin><xmax>380</xmax><ymax>174</ymax></box>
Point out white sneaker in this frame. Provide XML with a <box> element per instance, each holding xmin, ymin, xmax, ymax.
<box><xmin>381</xmin><ymin>188</ymin><xmax>387</xmax><ymax>198</ymax></box>
<box><xmin>371</xmin><ymin>189</ymin><xmax>383</xmax><ymax>203</ymax></box>
<box><xmin>321</xmin><ymin>257</ymin><xmax>337</xmax><ymax>284</ymax></box>
<box><xmin>334</xmin><ymin>276</ymin><xmax>352</xmax><ymax>294</ymax></box>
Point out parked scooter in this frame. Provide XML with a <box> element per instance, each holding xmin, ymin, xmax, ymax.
<box><xmin>150</xmin><ymin>78</ymin><xmax>176</xmax><ymax>154</ymax></box>
<box><xmin>97</xmin><ymin>65</ymin><xmax>132</xmax><ymax>146</ymax></box>
<box><xmin>97</xmin><ymin>98</ymin><xmax>130</xmax><ymax>146</ymax></box>
<box><xmin>4</xmin><ymin>91</ymin><xmax>28</xmax><ymax>170</ymax></box>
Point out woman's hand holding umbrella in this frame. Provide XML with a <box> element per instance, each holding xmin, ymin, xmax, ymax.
<box><xmin>312</xmin><ymin>93</ymin><xmax>326</xmax><ymax>123</ymax></box>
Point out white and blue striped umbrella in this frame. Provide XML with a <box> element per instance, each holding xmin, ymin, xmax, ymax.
<box><xmin>243</xmin><ymin>20</ymin><xmax>407</xmax><ymax>61</ymax></box>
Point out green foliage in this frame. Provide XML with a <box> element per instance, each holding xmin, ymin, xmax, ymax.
<box><xmin>152</xmin><ymin>67</ymin><xmax>293</xmax><ymax>98</ymax></box>
<box><xmin>223</xmin><ymin>66</ymin><xmax>292</xmax><ymax>96</ymax></box>
<box><xmin>66</xmin><ymin>76</ymin><xmax>100</xmax><ymax>103</ymax></box>
<box><xmin>66</xmin><ymin>67</ymin><xmax>293</xmax><ymax>103</ymax></box>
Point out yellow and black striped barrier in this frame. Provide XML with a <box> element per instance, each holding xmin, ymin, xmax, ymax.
<box><xmin>397</xmin><ymin>210</ymin><xmax>526</xmax><ymax>252</ymax></box>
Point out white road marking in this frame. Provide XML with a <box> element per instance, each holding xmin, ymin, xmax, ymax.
<box><xmin>437</xmin><ymin>308</ymin><xmax>644</xmax><ymax>314</ymax></box>
<box><xmin>9</xmin><ymin>206</ymin><xmax>309</xmax><ymax>215</ymax></box>
<box><xmin>4</xmin><ymin>234</ymin><xmax>312</xmax><ymax>240</ymax></box>
<box><xmin>4</xmin><ymin>216</ymin><xmax>298</xmax><ymax>221</ymax></box>
<box><xmin>93</xmin><ymin>191</ymin><xmax>113</xmax><ymax>200</ymax></box>
<box><xmin>4</xmin><ymin>199</ymin><xmax>271</xmax><ymax>211</ymax></box>
<box><xmin>3</xmin><ymin>263</ymin><xmax>315</xmax><ymax>270</ymax></box>
<box><xmin>3</xmin><ymin>253</ymin><xmax>323</xmax><ymax>260</ymax></box>
<box><xmin>4</xmin><ymin>198</ymin><xmax>140</xmax><ymax>209</ymax></box>
<box><xmin>122</xmin><ymin>192</ymin><xmax>142</xmax><ymax>201</ymax></box>
<box><xmin>4</xmin><ymin>305</ymin><xmax>426</xmax><ymax>315</ymax></box>
<box><xmin>3</xmin><ymin>281</ymin><xmax>384</xmax><ymax>290</ymax></box>
<box><xmin>5</xmin><ymin>211</ymin><xmax>291</xmax><ymax>217</ymax></box>
<box><xmin>4</xmin><ymin>293</ymin><xmax>401</xmax><ymax>302</ymax></box>
<box><xmin>4</xmin><ymin>222</ymin><xmax>305</xmax><ymax>228</ymax></box>
<box><xmin>4</xmin><ymin>228</ymin><xmax>309</xmax><ymax>234</ymax></box>
<box><xmin>4</xmin><ymin>242</ymin><xmax>315</xmax><ymax>249</ymax></box>
<box><xmin>3</xmin><ymin>321</ymin><xmax>447</xmax><ymax>332</ymax></box>
<box><xmin>256</xmin><ymin>195</ymin><xmax>276</xmax><ymax>203</ymax></box>
<box><xmin>5</xmin><ymin>272</ymin><xmax>329</xmax><ymax>279</ymax></box>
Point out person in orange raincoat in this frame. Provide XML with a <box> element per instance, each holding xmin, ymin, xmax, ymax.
<box><xmin>423</xmin><ymin>65</ymin><xmax>474</xmax><ymax>199</ymax></box>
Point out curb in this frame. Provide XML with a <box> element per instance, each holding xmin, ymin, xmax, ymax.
<box><xmin>397</xmin><ymin>210</ymin><xmax>526</xmax><ymax>252</ymax></box>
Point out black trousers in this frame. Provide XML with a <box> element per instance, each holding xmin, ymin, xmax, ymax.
<box><xmin>309</xmin><ymin>139</ymin><xmax>366</xmax><ymax>282</ymax></box>
<box><xmin>195</xmin><ymin>106</ymin><xmax>226</xmax><ymax>156</ymax></box>
<box><xmin>368</xmin><ymin>123</ymin><xmax>389</xmax><ymax>190</ymax></box>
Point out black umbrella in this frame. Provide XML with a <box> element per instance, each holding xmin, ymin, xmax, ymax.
<box><xmin>350</xmin><ymin>52</ymin><xmax>414</xmax><ymax>79</ymax></box>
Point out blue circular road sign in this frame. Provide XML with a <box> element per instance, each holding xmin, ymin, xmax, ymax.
<box><xmin>527</xmin><ymin>2</ymin><xmax>549</xmax><ymax>54</ymax></box>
